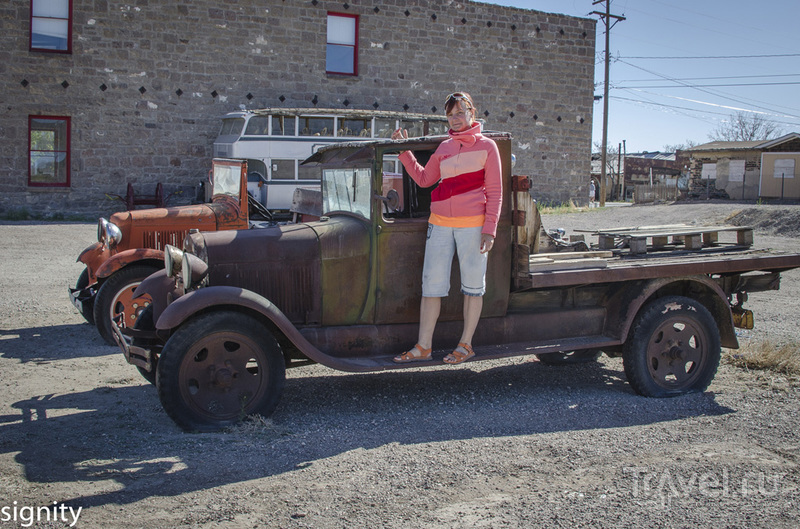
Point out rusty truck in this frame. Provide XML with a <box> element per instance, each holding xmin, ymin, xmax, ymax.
<box><xmin>115</xmin><ymin>132</ymin><xmax>800</xmax><ymax>431</ymax></box>
<box><xmin>69</xmin><ymin>159</ymin><xmax>276</xmax><ymax>345</ymax></box>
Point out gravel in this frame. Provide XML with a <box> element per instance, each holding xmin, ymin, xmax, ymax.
<box><xmin>1</xmin><ymin>201</ymin><xmax>799</xmax><ymax>529</ymax></box>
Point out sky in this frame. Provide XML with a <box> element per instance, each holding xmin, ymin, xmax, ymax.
<box><xmin>482</xmin><ymin>0</ymin><xmax>800</xmax><ymax>153</ymax></box>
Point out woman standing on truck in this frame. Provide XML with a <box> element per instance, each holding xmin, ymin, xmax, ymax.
<box><xmin>392</xmin><ymin>91</ymin><xmax>502</xmax><ymax>365</ymax></box>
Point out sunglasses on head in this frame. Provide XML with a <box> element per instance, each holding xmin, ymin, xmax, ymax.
<box><xmin>445</xmin><ymin>93</ymin><xmax>472</xmax><ymax>108</ymax></box>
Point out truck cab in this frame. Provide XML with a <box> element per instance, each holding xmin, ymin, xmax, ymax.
<box><xmin>117</xmin><ymin>133</ymin><xmax>800</xmax><ymax>432</ymax></box>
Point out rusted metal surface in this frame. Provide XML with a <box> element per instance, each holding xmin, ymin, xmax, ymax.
<box><xmin>202</xmin><ymin>221</ymin><xmax>324</xmax><ymax>325</ymax></box>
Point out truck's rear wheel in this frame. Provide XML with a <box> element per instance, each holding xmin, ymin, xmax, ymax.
<box><xmin>93</xmin><ymin>264</ymin><xmax>158</xmax><ymax>345</ymax></box>
<box><xmin>156</xmin><ymin>311</ymin><xmax>286</xmax><ymax>432</ymax></box>
<box><xmin>623</xmin><ymin>295</ymin><xmax>720</xmax><ymax>397</ymax></box>
<box><xmin>536</xmin><ymin>349</ymin><xmax>601</xmax><ymax>365</ymax></box>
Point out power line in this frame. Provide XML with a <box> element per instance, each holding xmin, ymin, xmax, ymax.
<box><xmin>618</xmin><ymin>73</ymin><xmax>800</xmax><ymax>83</ymax></box>
<box><xmin>620</xmin><ymin>53</ymin><xmax>800</xmax><ymax>60</ymax></box>
<box><xmin>614</xmin><ymin>81</ymin><xmax>800</xmax><ymax>89</ymax></box>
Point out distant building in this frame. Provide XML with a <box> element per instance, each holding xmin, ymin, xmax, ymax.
<box><xmin>685</xmin><ymin>133</ymin><xmax>800</xmax><ymax>200</ymax></box>
<box><xmin>591</xmin><ymin>150</ymin><xmax>687</xmax><ymax>202</ymax></box>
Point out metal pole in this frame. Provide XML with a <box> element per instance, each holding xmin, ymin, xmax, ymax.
<box><xmin>599</xmin><ymin>0</ymin><xmax>610</xmax><ymax>207</ymax></box>
<box><xmin>592</xmin><ymin>1</ymin><xmax>625</xmax><ymax>208</ymax></box>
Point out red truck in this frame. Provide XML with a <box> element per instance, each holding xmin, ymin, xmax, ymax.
<box><xmin>115</xmin><ymin>133</ymin><xmax>800</xmax><ymax>431</ymax></box>
<box><xmin>69</xmin><ymin>159</ymin><xmax>274</xmax><ymax>344</ymax></box>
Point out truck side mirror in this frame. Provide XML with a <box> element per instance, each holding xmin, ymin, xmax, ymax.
<box><xmin>375</xmin><ymin>189</ymin><xmax>400</xmax><ymax>213</ymax></box>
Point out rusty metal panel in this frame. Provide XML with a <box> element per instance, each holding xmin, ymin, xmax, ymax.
<box><xmin>311</xmin><ymin>216</ymin><xmax>372</xmax><ymax>326</ymax></box>
<box><xmin>204</xmin><ymin>224</ymin><xmax>322</xmax><ymax>324</ymax></box>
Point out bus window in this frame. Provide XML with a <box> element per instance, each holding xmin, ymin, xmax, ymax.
<box><xmin>272</xmin><ymin>115</ymin><xmax>293</xmax><ymax>136</ymax></box>
<box><xmin>300</xmin><ymin>117</ymin><xmax>334</xmax><ymax>137</ymax></box>
<box><xmin>271</xmin><ymin>159</ymin><xmax>296</xmax><ymax>180</ymax></box>
<box><xmin>428</xmin><ymin>120</ymin><xmax>448</xmax><ymax>135</ymax></box>
<box><xmin>219</xmin><ymin>118</ymin><xmax>245</xmax><ymax>137</ymax></box>
<box><xmin>341</xmin><ymin>118</ymin><xmax>370</xmax><ymax>137</ymax></box>
<box><xmin>298</xmin><ymin>163</ymin><xmax>319</xmax><ymax>182</ymax></box>
<box><xmin>401</xmin><ymin>119</ymin><xmax>424</xmax><ymax>138</ymax></box>
<box><xmin>375</xmin><ymin>118</ymin><xmax>395</xmax><ymax>138</ymax></box>
<box><xmin>244</xmin><ymin>116</ymin><xmax>269</xmax><ymax>135</ymax></box>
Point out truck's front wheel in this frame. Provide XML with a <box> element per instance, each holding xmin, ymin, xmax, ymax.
<box><xmin>156</xmin><ymin>311</ymin><xmax>286</xmax><ymax>432</ymax></box>
<box><xmin>93</xmin><ymin>264</ymin><xmax>158</xmax><ymax>345</ymax></box>
<box><xmin>623</xmin><ymin>295</ymin><xmax>720</xmax><ymax>397</ymax></box>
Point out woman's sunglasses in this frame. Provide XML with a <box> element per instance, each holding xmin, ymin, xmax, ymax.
<box><xmin>445</xmin><ymin>93</ymin><xmax>472</xmax><ymax>108</ymax></box>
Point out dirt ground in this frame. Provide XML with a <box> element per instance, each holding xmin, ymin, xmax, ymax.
<box><xmin>1</xmin><ymin>201</ymin><xmax>800</xmax><ymax>528</ymax></box>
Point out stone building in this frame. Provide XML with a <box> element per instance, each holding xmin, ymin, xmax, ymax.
<box><xmin>2</xmin><ymin>0</ymin><xmax>596</xmax><ymax>217</ymax></box>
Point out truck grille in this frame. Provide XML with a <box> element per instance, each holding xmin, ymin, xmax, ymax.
<box><xmin>142</xmin><ymin>230</ymin><xmax>190</xmax><ymax>250</ymax></box>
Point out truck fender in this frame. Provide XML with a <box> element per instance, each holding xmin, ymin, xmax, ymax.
<box><xmin>95</xmin><ymin>248</ymin><xmax>165</xmax><ymax>279</ymax></box>
<box><xmin>131</xmin><ymin>269</ymin><xmax>180</xmax><ymax>322</ymax></box>
<box><xmin>155</xmin><ymin>287</ymin><xmax>353</xmax><ymax>371</ymax></box>
<box><xmin>609</xmin><ymin>276</ymin><xmax>737</xmax><ymax>349</ymax></box>
<box><xmin>76</xmin><ymin>242</ymin><xmax>111</xmax><ymax>284</ymax></box>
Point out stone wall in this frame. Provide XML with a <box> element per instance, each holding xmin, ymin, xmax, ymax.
<box><xmin>1</xmin><ymin>0</ymin><xmax>596</xmax><ymax>217</ymax></box>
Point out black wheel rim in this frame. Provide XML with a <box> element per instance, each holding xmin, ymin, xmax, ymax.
<box><xmin>645</xmin><ymin>315</ymin><xmax>709</xmax><ymax>391</ymax></box>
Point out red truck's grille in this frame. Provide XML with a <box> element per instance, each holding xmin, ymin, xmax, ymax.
<box><xmin>142</xmin><ymin>230</ymin><xmax>190</xmax><ymax>250</ymax></box>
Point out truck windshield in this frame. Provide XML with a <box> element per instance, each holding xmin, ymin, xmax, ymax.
<box><xmin>211</xmin><ymin>162</ymin><xmax>242</xmax><ymax>198</ymax></box>
<box><xmin>322</xmin><ymin>167</ymin><xmax>371</xmax><ymax>219</ymax></box>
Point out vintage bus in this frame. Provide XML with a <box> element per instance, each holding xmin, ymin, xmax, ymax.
<box><xmin>212</xmin><ymin>108</ymin><xmax>450</xmax><ymax>211</ymax></box>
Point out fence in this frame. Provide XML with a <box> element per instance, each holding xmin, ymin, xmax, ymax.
<box><xmin>634</xmin><ymin>183</ymin><xmax>679</xmax><ymax>204</ymax></box>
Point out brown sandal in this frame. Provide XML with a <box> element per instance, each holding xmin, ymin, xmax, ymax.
<box><xmin>443</xmin><ymin>342</ymin><xmax>475</xmax><ymax>364</ymax></box>
<box><xmin>393</xmin><ymin>344</ymin><xmax>433</xmax><ymax>363</ymax></box>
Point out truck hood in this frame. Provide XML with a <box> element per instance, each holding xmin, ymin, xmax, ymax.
<box><xmin>199</xmin><ymin>215</ymin><xmax>369</xmax><ymax>325</ymax></box>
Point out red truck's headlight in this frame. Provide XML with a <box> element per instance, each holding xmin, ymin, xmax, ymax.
<box><xmin>97</xmin><ymin>217</ymin><xmax>123</xmax><ymax>249</ymax></box>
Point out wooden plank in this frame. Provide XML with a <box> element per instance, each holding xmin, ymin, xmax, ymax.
<box><xmin>532</xmin><ymin>251</ymin><xmax>614</xmax><ymax>260</ymax></box>
<box><xmin>575</xmin><ymin>223</ymin><xmax>691</xmax><ymax>234</ymax></box>
<box><xmin>738</xmin><ymin>229</ymin><xmax>754</xmax><ymax>246</ymax></box>
<box><xmin>529</xmin><ymin>258</ymin><xmax>608</xmax><ymax>273</ymax></box>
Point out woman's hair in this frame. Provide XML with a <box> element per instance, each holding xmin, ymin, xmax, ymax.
<box><xmin>444</xmin><ymin>92</ymin><xmax>476</xmax><ymax>115</ymax></box>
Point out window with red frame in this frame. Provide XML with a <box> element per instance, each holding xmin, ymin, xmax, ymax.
<box><xmin>326</xmin><ymin>12</ymin><xmax>358</xmax><ymax>75</ymax></box>
<box><xmin>31</xmin><ymin>0</ymin><xmax>72</xmax><ymax>53</ymax></box>
<box><xmin>29</xmin><ymin>116</ymin><xmax>70</xmax><ymax>187</ymax></box>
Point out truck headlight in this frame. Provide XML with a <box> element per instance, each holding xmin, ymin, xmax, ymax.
<box><xmin>98</xmin><ymin>218</ymin><xmax>123</xmax><ymax>249</ymax></box>
<box><xmin>164</xmin><ymin>245</ymin><xmax>183</xmax><ymax>278</ymax></box>
<box><xmin>181</xmin><ymin>251</ymin><xmax>209</xmax><ymax>290</ymax></box>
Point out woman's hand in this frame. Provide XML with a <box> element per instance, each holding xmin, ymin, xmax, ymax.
<box><xmin>391</xmin><ymin>128</ymin><xmax>409</xmax><ymax>141</ymax></box>
<box><xmin>480</xmin><ymin>233</ymin><xmax>495</xmax><ymax>254</ymax></box>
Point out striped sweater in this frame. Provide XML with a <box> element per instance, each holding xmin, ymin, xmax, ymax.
<box><xmin>398</xmin><ymin>123</ymin><xmax>503</xmax><ymax>237</ymax></box>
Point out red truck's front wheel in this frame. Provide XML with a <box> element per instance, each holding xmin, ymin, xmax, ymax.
<box><xmin>623</xmin><ymin>295</ymin><xmax>721</xmax><ymax>397</ymax></box>
<box><xmin>156</xmin><ymin>311</ymin><xmax>286</xmax><ymax>432</ymax></box>
<box><xmin>93</xmin><ymin>264</ymin><xmax>159</xmax><ymax>346</ymax></box>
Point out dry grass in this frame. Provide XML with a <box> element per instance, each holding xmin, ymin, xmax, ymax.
<box><xmin>538</xmin><ymin>200</ymin><xmax>582</xmax><ymax>215</ymax></box>
<box><xmin>724</xmin><ymin>340</ymin><xmax>800</xmax><ymax>376</ymax></box>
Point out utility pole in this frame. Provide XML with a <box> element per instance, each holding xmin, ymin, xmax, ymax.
<box><xmin>592</xmin><ymin>0</ymin><xmax>625</xmax><ymax>207</ymax></box>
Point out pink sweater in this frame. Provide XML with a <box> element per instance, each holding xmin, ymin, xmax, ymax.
<box><xmin>398</xmin><ymin>124</ymin><xmax>503</xmax><ymax>237</ymax></box>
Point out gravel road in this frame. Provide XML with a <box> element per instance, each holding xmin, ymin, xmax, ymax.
<box><xmin>1</xmin><ymin>201</ymin><xmax>799</xmax><ymax>529</ymax></box>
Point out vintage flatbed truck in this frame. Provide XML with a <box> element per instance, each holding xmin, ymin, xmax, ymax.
<box><xmin>115</xmin><ymin>132</ymin><xmax>800</xmax><ymax>431</ymax></box>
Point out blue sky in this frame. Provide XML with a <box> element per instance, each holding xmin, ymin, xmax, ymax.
<box><xmin>483</xmin><ymin>0</ymin><xmax>800</xmax><ymax>153</ymax></box>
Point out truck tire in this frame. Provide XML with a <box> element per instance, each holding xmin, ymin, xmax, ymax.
<box><xmin>156</xmin><ymin>311</ymin><xmax>286</xmax><ymax>432</ymax></box>
<box><xmin>93</xmin><ymin>264</ymin><xmax>159</xmax><ymax>346</ymax></box>
<box><xmin>536</xmin><ymin>349</ymin><xmax>602</xmax><ymax>365</ymax></box>
<box><xmin>74</xmin><ymin>268</ymin><xmax>96</xmax><ymax>325</ymax></box>
<box><xmin>623</xmin><ymin>295</ymin><xmax>720</xmax><ymax>398</ymax></box>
